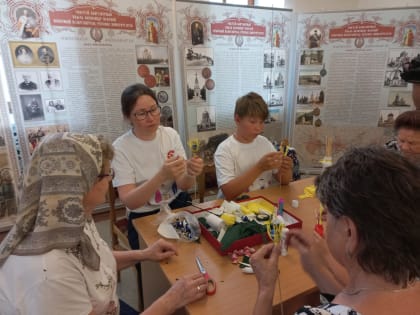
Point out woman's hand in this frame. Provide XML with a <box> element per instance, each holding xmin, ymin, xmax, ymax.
<box><xmin>186</xmin><ymin>156</ymin><xmax>204</xmax><ymax>176</ymax></box>
<box><xmin>163</xmin><ymin>273</ymin><xmax>208</xmax><ymax>310</ymax></box>
<box><xmin>160</xmin><ymin>156</ymin><xmax>186</xmax><ymax>181</ymax></box>
<box><xmin>143</xmin><ymin>239</ymin><xmax>178</xmax><ymax>261</ymax></box>
<box><xmin>250</xmin><ymin>243</ymin><xmax>281</xmax><ymax>290</ymax></box>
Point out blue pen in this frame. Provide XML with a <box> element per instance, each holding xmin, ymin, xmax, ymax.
<box><xmin>277</xmin><ymin>198</ymin><xmax>284</xmax><ymax>217</ymax></box>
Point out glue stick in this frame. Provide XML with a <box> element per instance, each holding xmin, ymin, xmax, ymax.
<box><xmin>277</xmin><ymin>198</ymin><xmax>284</xmax><ymax>217</ymax></box>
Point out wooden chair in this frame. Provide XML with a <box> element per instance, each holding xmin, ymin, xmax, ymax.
<box><xmin>197</xmin><ymin>163</ymin><xmax>217</xmax><ymax>202</ymax></box>
<box><xmin>108</xmin><ymin>182</ymin><xmax>144</xmax><ymax>312</ymax></box>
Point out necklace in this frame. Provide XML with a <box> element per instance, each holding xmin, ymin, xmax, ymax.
<box><xmin>341</xmin><ymin>280</ymin><xmax>418</xmax><ymax>296</ymax></box>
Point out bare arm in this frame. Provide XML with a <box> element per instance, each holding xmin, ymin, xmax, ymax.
<box><xmin>220</xmin><ymin>151</ymin><xmax>285</xmax><ymax>201</ymax></box>
<box><xmin>113</xmin><ymin>239</ymin><xmax>178</xmax><ymax>271</ymax></box>
<box><xmin>174</xmin><ymin>156</ymin><xmax>204</xmax><ymax>191</ymax></box>
<box><xmin>118</xmin><ymin>156</ymin><xmax>187</xmax><ymax>210</ymax></box>
<box><xmin>250</xmin><ymin>243</ymin><xmax>282</xmax><ymax>315</ymax></box>
<box><xmin>141</xmin><ymin>273</ymin><xmax>208</xmax><ymax>315</ymax></box>
<box><xmin>288</xmin><ymin>229</ymin><xmax>348</xmax><ymax>295</ymax></box>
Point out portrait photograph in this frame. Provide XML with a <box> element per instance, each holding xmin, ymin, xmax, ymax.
<box><xmin>15</xmin><ymin>70</ymin><xmax>39</xmax><ymax>93</ymax></box>
<box><xmin>10</xmin><ymin>41</ymin><xmax>59</xmax><ymax>67</ymax></box>
<box><xmin>39</xmin><ymin>70</ymin><xmax>62</xmax><ymax>90</ymax></box>
<box><xmin>191</xmin><ymin>21</ymin><xmax>204</xmax><ymax>46</ymax></box>
<box><xmin>37</xmin><ymin>45</ymin><xmax>55</xmax><ymax>65</ymax></box>
<box><xmin>15</xmin><ymin>6</ymin><xmax>39</xmax><ymax>39</ymax></box>
<box><xmin>308</xmin><ymin>28</ymin><xmax>322</xmax><ymax>48</ymax></box>
<box><xmin>146</xmin><ymin>16</ymin><xmax>159</xmax><ymax>44</ymax></box>
<box><xmin>19</xmin><ymin>94</ymin><xmax>44</xmax><ymax>121</ymax></box>
<box><xmin>90</xmin><ymin>27</ymin><xmax>103</xmax><ymax>42</ymax></box>
<box><xmin>136</xmin><ymin>45</ymin><xmax>168</xmax><ymax>65</ymax></box>
<box><xmin>45</xmin><ymin>98</ymin><xmax>65</xmax><ymax>113</ymax></box>
<box><xmin>13</xmin><ymin>44</ymin><xmax>34</xmax><ymax>66</ymax></box>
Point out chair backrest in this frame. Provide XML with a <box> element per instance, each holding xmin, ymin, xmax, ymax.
<box><xmin>108</xmin><ymin>182</ymin><xmax>130</xmax><ymax>250</ymax></box>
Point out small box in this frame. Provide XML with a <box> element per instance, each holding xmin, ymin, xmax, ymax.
<box><xmin>193</xmin><ymin>196</ymin><xmax>303</xmax><ymax>256</ymax></box>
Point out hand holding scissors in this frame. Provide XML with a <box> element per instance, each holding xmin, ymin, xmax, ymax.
<box><xmin>195</xmin><ymin>256</ymin><xmax>216</xmax><ymax>295</ymax></box>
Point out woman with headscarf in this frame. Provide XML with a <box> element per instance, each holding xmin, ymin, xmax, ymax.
<box><xmin>0</xmin><ymin>133</ymin><xmax>207</xmax><ymax>315</ymax></box>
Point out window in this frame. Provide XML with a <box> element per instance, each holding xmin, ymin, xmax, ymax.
<box><xmin>254</xmin><ymin>0</ymin><xmax>285</xmax><ymax>8</ymax></box>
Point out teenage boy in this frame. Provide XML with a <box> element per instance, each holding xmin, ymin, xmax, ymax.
<box><xmin>214</xmin><ymin>92</ymin><xmax>293</xmax><ymax>201</ymax></box>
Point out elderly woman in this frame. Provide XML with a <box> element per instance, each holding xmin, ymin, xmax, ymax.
<box><xmin>250</xmin><ymin>146</ymin><xmax>420</xmax><ymax>315</ymax></box>
<box><xmin>0</xmin><ymin>133</ymin><xmax>207</xmax><ymax>315</ymax></box>
<box><xmin>386</xmin><ymin>110</ymin><xmax>420</xmax><ymax>167</ymax></box>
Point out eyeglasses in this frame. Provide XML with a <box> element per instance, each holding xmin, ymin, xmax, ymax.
<box><xmin>133</xmin><ymin>105</ymin><xmax>161</xmax><ymax>121</ymax></box>
<box><xmin>97</xmin><ymin>168</ymin><xmax>115</xmax><ymax>180</ymax></box>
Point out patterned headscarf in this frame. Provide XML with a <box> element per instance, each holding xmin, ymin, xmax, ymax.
<box><xmin>0</xmin><ymin>133</ymin><xmax>103</xmax><ymax>270</ymax></box>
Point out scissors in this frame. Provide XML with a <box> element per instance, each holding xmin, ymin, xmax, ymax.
<box><xmin>195</xmin><ymin>256</ymin><xmax>216</xmax><ymax>295</ymax></box>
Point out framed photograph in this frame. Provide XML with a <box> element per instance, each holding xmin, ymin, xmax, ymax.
<box><xmin>15</xmin><ymin>70</ymin><xmax>39</xmax><ymax>93</ymax></box>
<box><xmin>39</xmin><ymin>70</ymin><xmax>62</xmax><ymax>90</ymax></box>
<box><xmin>10</xmin><ymin>41</ymin><xmax>60</xmax><ymax>68</ymax></box>
<box><xmin>19</xmin><ymin>94</ymin><xmax>44</xmax><ymax>121</ymax></box>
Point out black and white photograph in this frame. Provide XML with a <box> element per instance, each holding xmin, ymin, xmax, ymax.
<box><xmin>196</xmin><ymin>106</ymin><xmax>216</xmax><ymax>132</ymax></box>
<box><xmin>387</xmin><ymin>91</ymin><xmax>413</xmax><ymax>107</ymax></box>
<box><xmin>297</xmin><ymin>89</ymin><xmax>325</xmax><ymax>105</ymax></box>
<box><xmin>45</xmin><ymin>98</ymin><xmax>65</xmax><ymax>113</ymax></box>
<box><xmin>15</xmin><ymin>71</ymin><xmax>39</xmax><ymax>92</ymax></box>
<box><xmin>300</xmin><ymin>50</ymin><xmax>324</xmax><ymax>65</ymax></box>
<box><xmin>160</xmin><ymin>105</ymin><xmax>173</xmax><ymax>127</ymax></box>
<box><xmin>275</xmin><ymin>50</ymin><xmax>286</xmax><ymax>67</ymax></box>
<box><xmin>308</xmin><ymin>28</ymin><xmax>322</xmax><ymax>48</ymax></box>
<box><xmin>263</xmin><ymin>50</ymin><xmax>275</xmax><ymax>68</ymax></box>
<box><xmin>263</xmin><ymin>72</ymin><xmax>273</xmax><ymax>89</ymax></box>
<box><xmin>19</xmin><ymin>94</ymin><xmax>44</xmax><ymax>121</ymax></box>
<box><xmin>384</xmin><ymin>70</ymin><xmax>408</xmax><ymax>87</ymax></box>
<box><xmin>136</xmin><ymin>45</ymin><xmax>168</xmax><ymax>64</ymax></box>
<box><xmin>185</xmin><ymin>47</ymin><xmax>214</xmax><ymax>66</ymax></box>
<box><xmin>273</xmin><ymin>71</ymin><xmax>285</xmax><ymax>88</ymax></box>
<box><xmin>298</xmin><ymin>70</ymin><xmax>321</xmax><ymax>86</ymax></box>
<box><xmin>268</xmin><ymin>92</ymin><xmax>284</xmax><ymax>107</ymax></box>
<box><xmin>378</xmin><ymin>109</ymin><xmax>400</xmax><ymax>127</ymax></box>
<box><xmin>295</xmin><ymin>110</ymin><xmax>314</xmax><ymax>125</ymax></box>
<box><xmin>39</xmin><ymin>70</ymin><xmax>62</xmax><ymax>90</ymax></box>
<box><xmin>186</xmin><ymin>69</ymin><xmax>206</xmax><ymax>102</ymax></box>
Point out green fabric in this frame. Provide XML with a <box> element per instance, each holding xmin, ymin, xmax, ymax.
<box><xmin>220</xmin><ymin>221</ymin><xmax>266</xmax><ymax>251</ymax></box>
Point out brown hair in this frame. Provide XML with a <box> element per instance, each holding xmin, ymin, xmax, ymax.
<box><xmin>234</xmin><ymin>92</ymin><xmax>269</xmax><ymax>120</ymax></box>
<box><xmin>394</xmin><ymin>110</ymin><xmax>420</xmax><ymax>131</ymax></box>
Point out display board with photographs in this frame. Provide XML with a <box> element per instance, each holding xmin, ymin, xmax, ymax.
<box><xmin>176</xmin><ymin>1</ymin><xmax>293</xmax><ymax>152</ymax></box>
<box><xmin>293</xmin><ymin>8</ymin><xmax>420</xmax><ymax>170</ymax></box>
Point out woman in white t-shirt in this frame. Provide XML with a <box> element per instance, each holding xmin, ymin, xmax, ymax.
<box><xmin>0</xmin><ymin>133</ymin><xmax>207</xmax><ymax>315</ymax></box>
